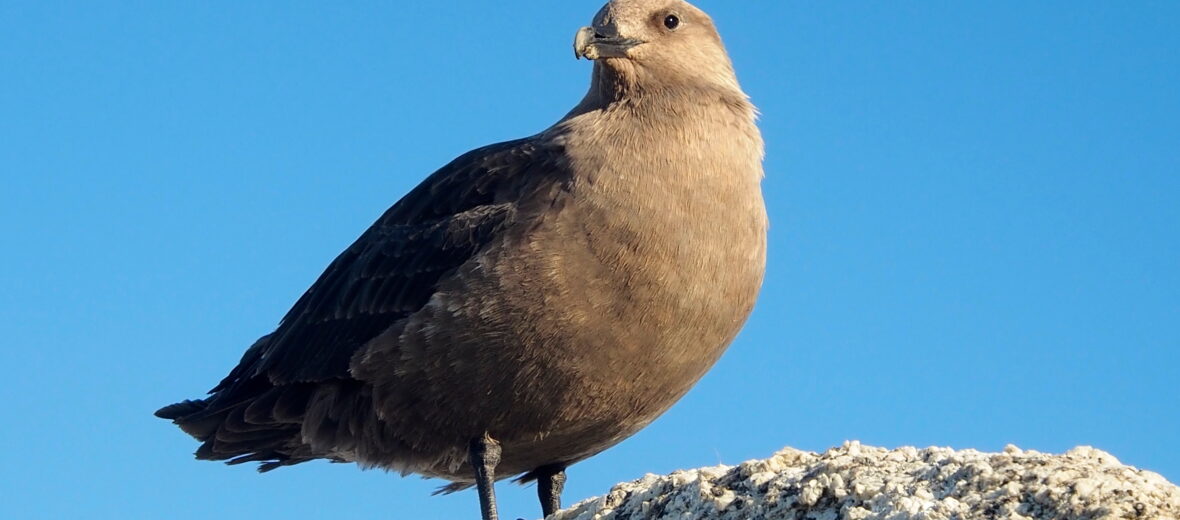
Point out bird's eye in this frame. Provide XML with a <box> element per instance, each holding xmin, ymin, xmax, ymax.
<box><xmin>663</xmin><ymin>14</ymin><xmax>680</xmax><ymax>31</ymax></box>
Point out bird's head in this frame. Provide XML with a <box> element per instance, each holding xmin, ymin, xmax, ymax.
<box><xmin>573</xmin><ymin>0</ymin><xmax>742</xmax><ymax>96</ymax></box>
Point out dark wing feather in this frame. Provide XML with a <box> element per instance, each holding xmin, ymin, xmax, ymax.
<box><xmin>209</xmin><ymin>137</ymin><xmax>569</xmax><ymax>397</ymax></box>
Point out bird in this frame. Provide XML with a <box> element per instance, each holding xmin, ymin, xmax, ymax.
<box><xmin>155</xmin><ymin>1</ymin><xmax>766</xmax><ymax>519</ymax></box>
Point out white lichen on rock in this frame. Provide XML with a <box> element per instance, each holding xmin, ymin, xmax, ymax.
<box><xmin>552</xmin><ymin>442</ymin><xmax>1179</xmax><ymax>520</ymax></box>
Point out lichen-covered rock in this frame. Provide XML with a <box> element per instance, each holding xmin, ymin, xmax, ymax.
<box><xmin>552</xmin><ymin>443</ymin><xmax>1179</xmax><ymax>520</ymax></box>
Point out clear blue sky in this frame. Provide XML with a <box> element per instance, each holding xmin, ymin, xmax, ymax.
<box><xmin>2</xmin><ymin>1</ymin><xmax>1177</xmax><ymax>519</ymax></box>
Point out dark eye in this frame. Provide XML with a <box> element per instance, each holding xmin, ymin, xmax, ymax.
<box><xmin>663</xmin><ymin>14</ymin><xmax>680</xmax><ymax>30</ymax></box>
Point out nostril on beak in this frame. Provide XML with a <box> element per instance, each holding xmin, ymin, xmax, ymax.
<box><xmin>593</xmin><ymin>20</ymin><xmax>620</xmax><ymax>40</ymax></box>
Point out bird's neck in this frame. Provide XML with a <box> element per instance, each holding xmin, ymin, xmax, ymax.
<box><xmin>564</xmin><ymin>62</ymin><xmax>756</xmax><ymax>126</ymax></box>
<box><xmin>553</xmin><ymin>71</ymin><xmax>764</xmax><ymax>192</ymax></box>
<box><xmin>552</xmin><ymin>82</ymin><xmax>765</xmax><ymax>221</ymax></box>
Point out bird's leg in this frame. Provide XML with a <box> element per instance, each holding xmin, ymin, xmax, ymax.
<box><xmin>469</xmin><ymin>434</ymin><xmax>502</xmax><ymax>520</ymax></box>
<box><xmin>535</xmin><ymin>464</ymin><xmax>567</xmax><ymax>518</ymax></box>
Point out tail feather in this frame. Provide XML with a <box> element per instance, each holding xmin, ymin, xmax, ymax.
<box><xmin>156</xmin><ymin>399</ymin><xmax>229</xmax><ymax>441</ymax></box>
<box><xmin>159</xmin><ymin>380</ymin><xmax>373</xmax><ymax>474</ymax></box>
<box><xmin>154</xmin><ymin>399</ymin><xmax>207</xmax><ymax>420</ymax></box>
<box><xmin>158</xmin><ymin>380</ymin><xmax>317</xmax><ymax>471</ymax></box>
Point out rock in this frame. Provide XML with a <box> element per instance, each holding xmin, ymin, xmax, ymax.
<box><xmin>551</xmin><ymin>442</ymin><xmax>1180</xmax><ymax>520</ymax></box>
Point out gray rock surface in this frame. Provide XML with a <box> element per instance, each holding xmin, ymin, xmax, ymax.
<box><xmin>552</xmin><ymin>442</ymin><xmax>1179</xmax><ymax>520</ymax></box>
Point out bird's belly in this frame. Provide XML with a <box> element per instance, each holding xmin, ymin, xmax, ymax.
<box><xmin>479</xmin><ymin>197</ymin><xmax>766</xmax><ymax>473</ymax></box>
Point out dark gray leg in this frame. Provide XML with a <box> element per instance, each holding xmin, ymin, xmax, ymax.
<box><xmin>469</xmin><ymin>434</ymin><xmax>502</xmax><ymax>520</ymax></box>
<box><xmin>536</xmin><ymin>464</ymin><xmax>567</xmax><ymax>518</ymax></box>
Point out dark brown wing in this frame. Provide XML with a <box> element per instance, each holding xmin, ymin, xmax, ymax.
<box><xmin>233</xmin><ymin>203</ymin><xmax>518</xmax><ymax>386</ymax></box>
<box><xmin>173</xmin><ymin>136</ymin><xmax>569</xmax><ymax>416</ymax></box>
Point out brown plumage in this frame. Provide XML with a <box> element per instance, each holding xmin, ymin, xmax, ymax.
<box><xmin>156</xmin><ymin>1</ymin><xmax>766</xmax><ymax>518</ymax></box>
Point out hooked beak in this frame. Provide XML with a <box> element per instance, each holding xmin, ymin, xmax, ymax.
<box><xmin>573</xmin><ymin>26</ymin><xmax>643</xmax><ymax>60</ymax></box>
